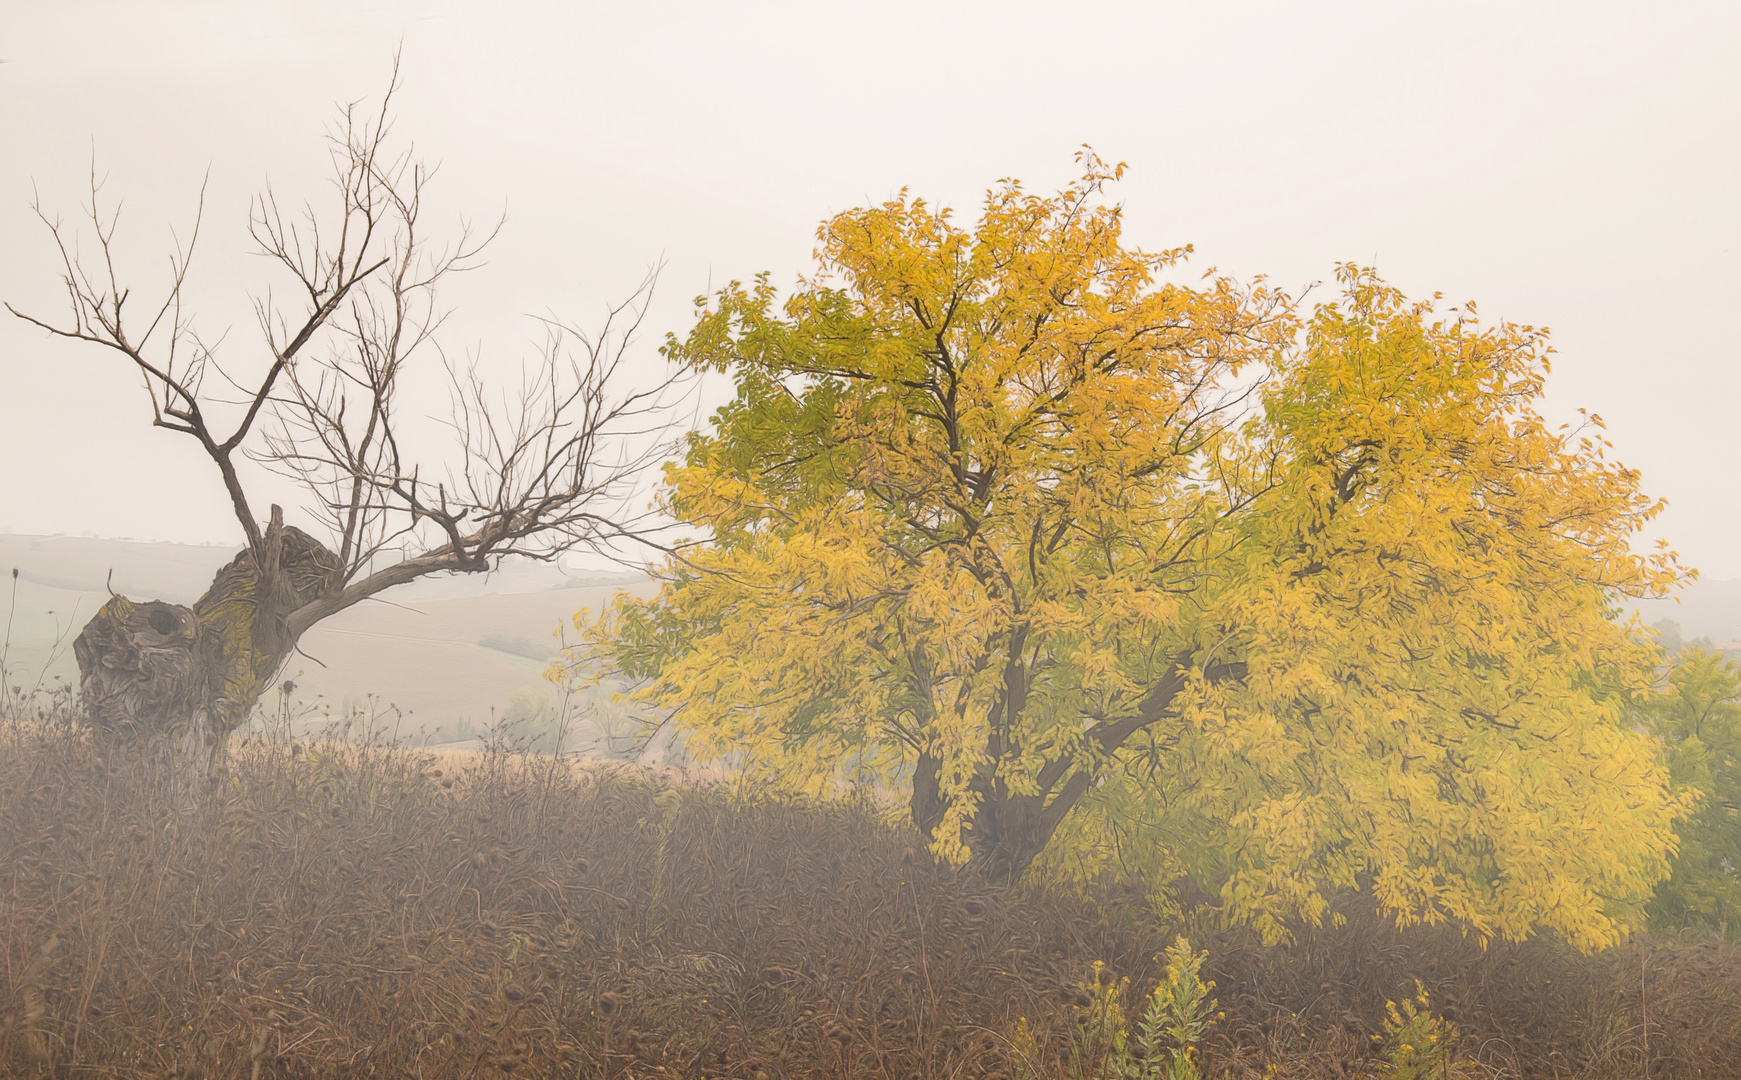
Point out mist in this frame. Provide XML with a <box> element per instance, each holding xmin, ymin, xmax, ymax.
<box><xmin>3</xmin><ymin>5</ymin><xmax>1739</xmax><ymax>1077</ymax></box>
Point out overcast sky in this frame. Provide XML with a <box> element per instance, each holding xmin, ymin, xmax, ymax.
<box><xmin>3</xmin><ymin>1</ymin><xmax>1738</xmax><ymax>579</ymax></box>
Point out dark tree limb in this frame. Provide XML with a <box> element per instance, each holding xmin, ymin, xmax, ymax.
<box><xmin>13</xmin><ymin>60</ymin><xmax>687</xmax><ymax>801</ymax></box>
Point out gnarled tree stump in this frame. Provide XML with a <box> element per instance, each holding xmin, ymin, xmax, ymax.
<box><xmin>73</xmin><ymin>520</ymin><xmax>341</xmax><ymax>809</ymax></box>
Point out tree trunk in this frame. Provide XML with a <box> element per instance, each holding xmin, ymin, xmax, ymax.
<box><xmin>908</xmin><ymin>754</ymin><xmax>1066</xmax><ymax>886</ymax></box>
<box><xmin>907</xmin><ymin>659</ymin><xmax>1223</xmax><ymax>884</ymax></box>
<box><xmin>73</xmin><ymin>516</ymin><xmax>340</xmax><ymax>810</ymax></box>
<box><xmin>961</xmin><ymin>785</ymin><xmax>1057</xmax><ymax>886</ymax></box>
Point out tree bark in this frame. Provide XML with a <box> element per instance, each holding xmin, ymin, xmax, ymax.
<box><xmin>73</xmin><ymin>516</ymin><xmax>340</xmax><ymax>809</ymax></box>
<box><xmin>910</xmin><ymin>752</ymin><xmax>947</xmax><ymax>840</ymax></box>
<box><xmin>907</xmin><ymin>658</ymin><xmax>1232</xmax><ymax>885</ymax></box>
<box><xmin>908</xmin><ymin>754</ymin><xmax>1067</xmax><ymax>886</ymax></box>
<box><xmin>960</xmin><ymin>783</ymin><xmax>1063</xmax><ymax>887</ymax></box>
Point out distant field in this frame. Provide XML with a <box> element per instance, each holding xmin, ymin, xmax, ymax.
<box><xmin>285</xmin><ymin>585</ymin><xmax>655</xmax><ymax>743</ymax></box>
<box><xmin>0</xmin><ymin>532</ymin><xmax>655</xmax><ymax>741</ymax></box>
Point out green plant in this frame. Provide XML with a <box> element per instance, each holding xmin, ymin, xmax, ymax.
<box><xmin>1645</xmin><ymin>645</ymin><xmax>1741</xmax><ymax>937</ymax></box>
<box><xmin>1057</xmin><ymin>940</ymin><xmax>1218</xmax><ymax>1080</ymax></box>
<box><xmin>499</xmin><ymin>684</ymin><xmax>562</xmax><ymax>752</ymax></box>
<box><xmin>581</xmin><ymin>165</ymin><xmax>1687</xmax><ymax>950</ymax></box>
<box><xmin>1377</xmin><ymin>981</ymin><xmax>1457</xmax><ymax>1080</ymax></box>
<box><xmin>1129</xmin><ymin>937</ymin><xmax>1218</xmax><ymax>1080</ymax></box>
<box><xmin>1068</xmin><ymin>961</ymin><xmax>1131</xmax><ymax>1079</ymax></box>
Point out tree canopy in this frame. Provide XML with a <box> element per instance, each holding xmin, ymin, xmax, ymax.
<box><xmin>573</xmin><ymin>157</ymin><xmax>1688</xmax><ymax>950</ymax></box>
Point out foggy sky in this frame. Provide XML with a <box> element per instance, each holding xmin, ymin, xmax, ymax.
<box><xmin>3</xmin><ymin>1</ymin><xmax>1737</xmax><ymax>579</ymax></box>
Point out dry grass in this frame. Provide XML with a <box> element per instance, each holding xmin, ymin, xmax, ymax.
<box><xmin>2</xmin><ymin>716</ymin><xmax>1738</xmax><ymax>1079</ymax></box>
<box><xmin>1186</xmin><ymin>891</ymin><xmax>1741</xmax><ymax>1078</ymax></box>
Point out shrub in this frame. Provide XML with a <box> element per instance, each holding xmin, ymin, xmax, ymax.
<box><xmin>1647</xmin><ymin>646</ymin><xmax>1741</xmax><ymax>936</ymax></box>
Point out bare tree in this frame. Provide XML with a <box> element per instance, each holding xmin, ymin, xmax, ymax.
<box><xmin>6</xmin><ymin>72</ymin><xmax>683</xmax><ymax>805</ymax></box>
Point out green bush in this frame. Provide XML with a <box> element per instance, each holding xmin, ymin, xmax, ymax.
<box><xmin>1647</xmin><ymin>645</ymin><xmax>1741</xmax><ymax>936</ymax></box>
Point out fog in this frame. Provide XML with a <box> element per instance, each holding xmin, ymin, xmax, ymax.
<box><xmin>2</xmin><ymin>7</ymin><xmax>1739</xmax><ymax>1076</ymax></box>
<box><xmin>3</xmin><ymin>1</ymin><xmax>1738</xmax><ymax>579</ymax></box>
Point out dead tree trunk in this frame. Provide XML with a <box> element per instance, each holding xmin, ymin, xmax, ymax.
<box><xmin>74</xmin><ymin>515</ymin><xmax>339</xmax><ymax>808</ymax></box>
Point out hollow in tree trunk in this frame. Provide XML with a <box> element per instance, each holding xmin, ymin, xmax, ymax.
<box><xmin>73</xmin><ymin>516</ymin><xmax>340</xmax><ymax>809</ymax></box>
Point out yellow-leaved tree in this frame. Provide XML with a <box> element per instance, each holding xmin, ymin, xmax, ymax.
<box><xmin>572</xmin><ymin>157</ymin><xmax>1687</xmax><ymax>949</ymax></box>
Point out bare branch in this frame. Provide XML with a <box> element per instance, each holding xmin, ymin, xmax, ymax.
<box><xmin>11</xmin><ymin>57</ymin><xmax>686</xmax><ymax>670</ymax></box>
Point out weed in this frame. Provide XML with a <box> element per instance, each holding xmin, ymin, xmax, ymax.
<box><xmin>1048</xmin><ymin>940</ymin><xmax>1218</xmax><ymax>1080</ymax></box>
<box><xmin>1375</xmin><ymin>981</ymin><xmax>1457</xmax><ymax>1080</ymax></box>
<box><xmin>1068</xmin><ymin>961</ymin><xmax>1132</xmax><ymax>1079</ymax></box>
<box><xmin>1131</xmin><ymin>937</ymin><xmax>1219</xmax><ymax>1080</ymax></box>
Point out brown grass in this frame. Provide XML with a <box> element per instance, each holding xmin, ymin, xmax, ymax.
<box><xmin>2</xmin><ymin>716</ymin><xmax>1737</xmax><ymax>1079</ymax></box>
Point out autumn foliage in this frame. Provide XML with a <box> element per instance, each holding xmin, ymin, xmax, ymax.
<box><xmin>576</xmin><ymin>156</ymin><xmax>1687</xmax><ymax>950</ymax></box>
